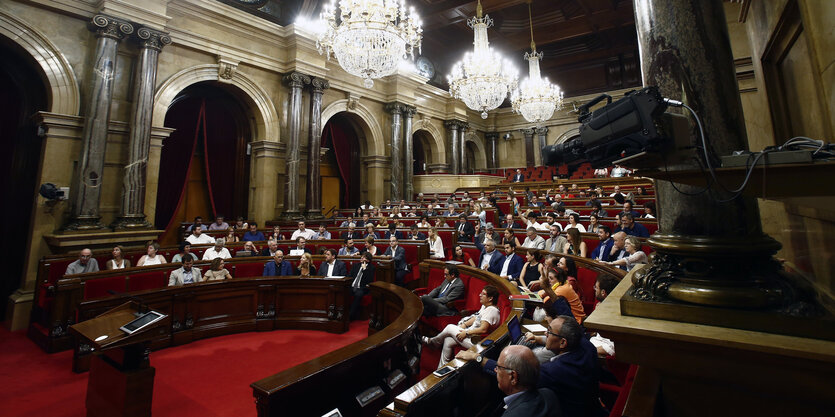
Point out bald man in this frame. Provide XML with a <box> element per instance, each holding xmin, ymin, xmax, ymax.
<box><xmin>65</xmin><ymin>248</ymin><xmax>99</xmax><ymax>275</ymax></box>
<box><xmin>496</xmin><ymin>345</ymin><xmax>560</xmax><ymax>417</ymax></box>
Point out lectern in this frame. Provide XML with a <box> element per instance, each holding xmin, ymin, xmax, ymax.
<box><xmin>70</xmin><ymin>302</ymin><xmax>169</xmax><ymax>417</ymax></box>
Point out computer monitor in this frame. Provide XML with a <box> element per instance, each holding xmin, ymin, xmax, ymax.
<box><xmin>506</xmin><ymin>315</ymin><xmax>522</xmax><ymax>343</ymax></box>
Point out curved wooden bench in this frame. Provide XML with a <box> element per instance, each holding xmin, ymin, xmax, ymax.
<box><xmin>251</xmin><ymin>281</ymin><xmax>423</xmax><ymax>417</ymax></box>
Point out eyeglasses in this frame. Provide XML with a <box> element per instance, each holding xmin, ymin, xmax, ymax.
<box><xmin>495</xmin><ymin>363</ymin><xmax>515</xmax><ymax>373</ymax></box>
<box><xmin>546</xmin><ymin>329</ymin><xmax>564</xmax><ymax>339</ymax></box>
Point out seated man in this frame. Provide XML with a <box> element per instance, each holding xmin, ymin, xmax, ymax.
<box><xmin>544</xmin><ymin>225</ymin><xmax>566</xmax><ymax>254</ymax></box>
<box><xmin>454</xmin><ymin>213</ymin><xmax>475</xmax><ymax>242</ymax></box>
<box><xmin>589</xmin><ymin>225</ymin><xmax>614</xmax><ymax>261</ymax></box>
<box><xmin>383</xmin><ymin>236</ymin><xmax>408</xmax><ymax>286</ymax></box>
<box><xmin>242</xmin><ymin>222</ymin><xmax>265</xmax><ymax>242</ymax></box>
<box><xmin>202</xmin><ymin>238</ymin><xmax>232</xmax><ymax>260</ymax></box>
<box><xmin>312</xmin><ymin>224</ymin><xmax>331</xmax><ymax>240</ymax></box>
<box><xmin>501</xmin><ymin>214</ymin><xmax>521</xmax><ymax>230</ymax></box>
<box><xmin>614</xmin><ymin>213</ymin><xmax>650</xmax><ymax>238</ymax></box>
<box><xmin>339</xmin><ymin>215</ymin><xmax>355</xmax><ymax>228</ymax></box>
<box><xmin>590</xmin><ymin>275</ymin><xmax>619</xmax><ymax>357</ymax></box>
<box><xmin>262</xmin><ymin>250</ymin><xmax>293</xmax><ymax>276</ymax></box>
<box><xmin>340</xmin><ymin>225</ymin><xmax>360</xmax><ymax>240</ymax></box>
<box><xmin>476</xmin><ymin>239</ymin><xmax>506</xmax><ymax>275</ymax></box>
<box><xmin>290</xmin><ymin>221</ymin><xmax>315</xmax><ymax>240</ymax></box>
<box><xmin>259</xmin><ymin>239</ymin><xmax>280</xmax><ymax>257</ymax></box>
<box><xmin>495</xmin><ymin>345</ymin><xmax>560</xmax><ymax>417</ymax></box>
<box><xmin>347</xmin><ymin>252</ymin><xmax>375</xmax><ymax>320</ymax></box>
<box><xmin>406</xmin><ymin>224</ymin><xmax>426</xmax><ymax>241</ymax></box>
<box><xmin>186</xmin><ymin>225</ymin><xmax>215</xmax><ymax>245</ymax></box>
<box><xmin>317</xmin><ymin>249</ymin><xmax>348</xmax><ymax>277</ymax></box>
<box><xmin>422</xmin><ymin>285</ymin><xmax>501</xmax><ymax>369</ymax></box>
<box><xmin>65</xmin><ymin>248</ymin><xmax>99</xmax><ymax>275</ymax></box>
<box><xmin>185</xmin><ymin>216</ymin><xmax>203</xmax><ymax>232</ymax></box>
<box><xmin>420</xmin><ymin>264</ymin><xmax>465</xmax><ymax>317</ymax></box>
<box><xmin>383</xmin><ymin>223</ymin><xmax>402</xmax><ymax>240</ymax></box>
<box><xmin>498</xmin><ymin>242</ymin><xmax>525</xmax><ymax>283</ymax></box>
<box><xmin>207</xmin><ymin>214</ymin><xmax>229</xmax><ymax>230</ymax></box>
<box><xmin>338</xmin><ymin>238</ymin><xmax>360</xmax><ymax>256</ymax></box>
<box><xmin>168</xmin><ymin>258</ymin><xmax>203</xmax><ymax>286</ymax></box>
<box><xmin>288</xmin><ymin>237</ymin><xmax>312</xmax><ymax>255</ymax></box>
<box><xmin>521</xmin><ymin>227</ymin><xmax>546</xmax><ymax>250</ymax></box>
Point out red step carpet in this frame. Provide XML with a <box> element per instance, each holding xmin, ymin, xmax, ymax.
<box><xmin>0</xmin><ymin>322</ymin><xmax>368</xmax><ymax>416</ymax></box>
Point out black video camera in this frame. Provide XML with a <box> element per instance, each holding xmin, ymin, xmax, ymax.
<box><xmin>542</xmin><ymin>86</ymin><xmax>679</xmax><ymax>170</ymax></box>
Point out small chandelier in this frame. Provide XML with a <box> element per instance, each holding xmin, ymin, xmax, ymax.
<box><xmin>511</xmin><ymin>0</ymin><xmax>563</xmax><ymax>125</ymax></box>
<box><xmin>317</xmin><ymin>0</ymin><xmax>423</xmax><ymax>88</ymax></box>
<box><xmin>448</xmin><ymin>0</ymin><xmax>518</xmax><ymax>119</ymax></box>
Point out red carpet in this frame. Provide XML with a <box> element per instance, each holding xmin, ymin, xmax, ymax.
<box><xmin>0</xmin><ymin>322</ymin><xmax>368</xmax><ymax>416</ymax></box>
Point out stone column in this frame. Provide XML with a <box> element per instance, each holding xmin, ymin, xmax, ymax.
<box><xmin>535</xmin><ymin>126</ymin><xmax>549</xmax><ymax>166</ymax></box>
<box><xmin>444</xmin><ymin>120</ymin><xmax>463</xmax><ymax>174</ymax></box>
<box><xmin>305</xmin><ymin>77</ymin><xmax>329</xmax><ymax>219</ymax></box>
<box><xmin>113</xmin><ymin>27</ymin><xmax>171</xmax><ymax>230</ymax></box>
<box><xmin>458</xmin><ymin>123</ymin><xmax>469</xmax><ymax>173</ymax></box>
<box><xmin>522</xmin><ymin>128</ymin><xmax>536</xmax><ymax>167</ymax></box>
<box><xmin>66</xmin><ymin>15</ymin><xmax>133</xmax><ymax>231</ymax></box>
<box><xmin>386</xmin><ymin>103</ymin><xmax>404</xmax><ymax>201</ymax></box>
<box><xmin>624</xmin><ymin>0</ymin><xmax>821</xmax><ymax>335</ymax></box>
<box><xmin>281</xmin><ymin>72</ymin><xmax>310</xmax><ymax>219</ymax></box>
<box><xmin>402</xmin><ymin>105</ymin><xmax>416</xmax><ymax>200</ymax></box>
<box><xmin>485</xmin><ymin>132</ymin><xmax>499</xmax><ymax>172</ymax></box>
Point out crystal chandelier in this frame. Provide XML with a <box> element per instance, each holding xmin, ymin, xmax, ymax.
<box><xmin>317</xmin><ymin>0</ymin><xmax>423</xmax><ymax>88</ymax></box>
<box><xmin>511</xmin><ymin>1</ymin><xmax>563</xmax><ymax>125</ymax></box>
<box><xmin>448</xmin><ymin>0</ymin><xmax>518</xmax><ymax>119</ymax></box>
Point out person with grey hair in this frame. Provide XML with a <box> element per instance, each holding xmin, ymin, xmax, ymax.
<box><xmin>202</xmin><ymin>237</ymin><xmax>231</xmax><ymax>260</ymax></box>
<box><xmin>495</xmin><ymin>345</ymin><xmax>560</xmax><ymax>417</ymax></box>
<box><xmin>521</xmin><ymin>227</ymin><xmax>546</xmax><ymax>250</ymax></box>
<box><xmin>65</xmin><ymin>248</ymin><xmax>99</xmax><ymax>275</ymax></box>
<box><xmin>607</xmin><ymin>236</ymin><xmax>648</xmax><ymax>271</ymax></box>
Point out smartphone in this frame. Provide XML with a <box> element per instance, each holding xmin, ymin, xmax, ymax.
<box><xmin>481</xmin><ymin>339</ymin><xmax>494</xmax><ymax>346</ymax></box>
<box><xmin>432</xmin><ymin>366</ymin><xmax>455</xmax><ymax>378</ymax></box>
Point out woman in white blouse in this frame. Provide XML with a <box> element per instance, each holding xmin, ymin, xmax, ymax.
<box><xmin>564</xmin><ymin>213</ymin><xmax>586</xmax><ymax>233</ymax></box>
<box><xmin>137</xmin><ymin>242</ymin><xmax>166</xmax><ymax>266</ymax></box>
<box><xmin>106</xmin><ymin>246</ymin><xmax>131</xmax><ymax>270</ymax></box>
<box><xmin>428</xmin><ymin>227</ymin><xmax>445</xmax><ymax>259</ymax></box>
<box><xmin>608</xmin><ymin>236</ymin><xmax>648</xmax><ymax>271</ymax></box>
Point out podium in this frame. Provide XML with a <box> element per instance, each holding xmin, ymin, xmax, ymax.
<box><xmin>70</xmin><ymin>302</ymin><xmax>169</xmax><ymax>417</ymax></box>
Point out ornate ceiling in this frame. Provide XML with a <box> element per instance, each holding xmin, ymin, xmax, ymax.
<box><xmin>219</xmin><ymin>0</ymin><xmax>641</xmax><ymax>97</ymax></box>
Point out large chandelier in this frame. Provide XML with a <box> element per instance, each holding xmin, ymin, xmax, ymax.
<box><xmin>511</xmin><ymin>1</ymin><xmax>563</xmax><ymax>125</ymax></box>
<box><xmin>317</xmin><ymin>0</ymin><xmax>423</xmax><ymax>88</ymax></box>
<box><xmin>448</xmin><ymin>0</ymin><xmax>518</xmax><ymax>119</ymax></box>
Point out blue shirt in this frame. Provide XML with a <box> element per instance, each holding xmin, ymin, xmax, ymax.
<box><xmin>243</xmin><ymin>231</ymin><xmax>266</xmax><ymax>241</ymax></box>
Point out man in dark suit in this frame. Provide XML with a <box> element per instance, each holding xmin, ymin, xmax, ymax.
<box><xmin>383</xmin><ymin>236</ymin><xmax>408</xmax><ymax>286</ymax></box>
<box><xmin>589</xmin><ymin>225</ymin><xmax>615</xmax><ymax>261</ymax></box>
<box><xmin>347</xmin><ymin>252</ymin><xmax>375</xmax><ymax>320</ymax></box>
<box><xmin>421</xmin><ymin>264</ymin><xmax>465</xmax><ymax>316</ymax></box>
<box><xmin>340</xmin><ymin>225</ymin><xmax>360</xmax><ymax>240</ymax></box>
<box><xmin>495</xmin><ymin>346</ymin><xmax>561</xmax><ymax>417</ymax></box>
<box><xmin>383</xmin><ymin>223</ymin><xmax>403</xmax><ymax>240</ymax></box>
<box><xmin>512</xmin><ymin>168</ymin><xmax>525</xmax><ymax>182</ymax></box>
<box><xmin>262</xmin><ymin>250</ymin><xmax>293</xmax><ymax>276</ymax></box>
<box><xmin>259</xmin><ymin>239</ymin><xmax>280</xmax><ymax>257</ymax></box>
<box><xmin>455</xmin><ymin>213</ymin><xmax>475</xmax><ymax>242</ymax></box>
<box><xmin>498</xmin><ymin>242</ymin><xmax>525</xmax><ymax>283</ymax></box>
<box><xmin>406</xmin><ymin>224</ymin><xmax>427</xmax><ymax>241</ymax></box>
<box><xmin>500</xmin><ymin>214</ymin><xmax>522</xmax><ymax>230</ymax></box>
<box><xmin>317</xmin><ymin>249</ymin><xmax>348</xmax><ymax>277</ymax></box>
<box><xmin>476</xmin><ymin>239</ymin><xmax>506</xmax><ymax>275</ymax></box>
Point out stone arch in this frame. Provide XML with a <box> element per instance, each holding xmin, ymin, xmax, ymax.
<box><xmin>464</xmin><ymin>131</ymin><xmax>488</xmax><ymax>170</ymax></box>
<box><xmin>153</xmin><ymin>64</ymin><xmax>279</xmax><ymax>142</ymax></box>
<box><xmin>0</xmin><ymin>8</ymin><xmax>80</xmax><ymax>115</ymax></box>
<box><xmin>411</xmin><ymin>119</ymin><xmax>446</xmax><ymax>164</ymax></box>
<box><xmin>321</xmin><ymin>99</ymin><xmax>385</xmax><ymax>156</ymax></box>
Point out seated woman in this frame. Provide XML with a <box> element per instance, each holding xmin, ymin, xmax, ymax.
<box><xmin>564</xmin><ymin>213</ymin><xmax>587</xmax><ymax>233</ymax></box>
<box><xmin>587</xmin><ymin>214</ymin><xmax>602</xmax><ymax>234</ymax></box>
<box><xmin>450</xmin><ymin>245</ymin><xmax>475</xmax><ymax>267</ymax></box>
<box><xmin>269</xmin><ymin>225</ymin><xmax>286</xmax><ymax>241</ymax></box>
<box><xmin>608</xmin><ymin>236</ymin><xmax>648</xmax><ymax>272</ymax></box>
<box><xmin>427</xmin><ymin>227</ymin><xmax>445</xmax><ymax>259</ymax></box>
<box><xmin>362</xmin><ymin>236</ymin><xmax>378</xmax><ymax>256</ymax></box>
<box><xmin>538</xmin><ymin>268</ymin><xmax>586</xmax><ymax>323</ymax></box>
<box><xmin>433</xmin><ymin>217</ymin><xmax>448</xmax><ymax>229</ymax></box>
<box><xmin>295</xmin><ymin>252</ymin><xmax>314</xmax><ymax>276</ymax></box>
<box><xmin>563</xmin><ymin>228</ymin><xmax>587</xmax><ymax>258</ymax></box>
<box><xmin>105</xmin><ymin>246</ymin><xmax>131</xmax><ymax>270</ymax></box>
<box><xmin>137</xmin><ymin>242</ymin><xmax>166</xmax><ymax>266</ymax></box>
<box><xmin>364</xmin><ymin>223</ymin><xmax>379</xmax><ymax>239</ymax></box>
<box><xmin>204</xmin><ymin>257</ymin><xmax>232</xmax><ymax>281</ymax></box>
<box><xmin>422</xmin><ymin>285</ymin><xmax>502</xmax><ymax>369</ymax></box>
<box><xmin>225</xmin><ymin>229</ymin><xmax>239</xmax><ymax>244</ymax></box>
<box><xmin>500</xmin><ymin>228</ymin><xmax>521</xmax><ymax>247</ymax></box>
<box><xmin>557</xmin><ymin>256</ymin><xmax>584</xmax><ymax>303</ymax></box>
<box><xmin>518</xmin><ymin>249</ymin><xmax>541</xmax><ymax>288</ymax></box>
<box><xmin>171</xmin><ymin>241</ymin><xmax>198</xmax><ymax>263</ymax></box>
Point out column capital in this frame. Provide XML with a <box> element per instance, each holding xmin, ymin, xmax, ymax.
<box><xmin>89</xmin><ymin>15</ymin><xmax>134</xmax><ymax>41</ymax></box>
<box><xmin>310</xmin><ymin>77</ymin><xmax>330</xmax><ymax>94</ymax></box>
<box><xmin>485</xmin><ymin>131</ymin><xmax>500</xmax><ymax>140</ymax></box>
<box><xmin>521</xmin><ymin>127</ymin><xmax>536</xmax><ymax>137</ymax></box>
<box><xmin>535</xmin><ymin>126</ymin><xmax>549</xmax><ymax>135</ymax></box>
<box><xmin>385</xmin><ymin>102</ymin><xmax>407</xmax><ymax>115</ymax></box>
<box><xmin>135</xmin><ymin>27</ymin><xmax>171</xmax><ymax>51</ymax></box>
<box><xmin>283</xmin><ymin>72</ymin><xmax>311</xmax><ymax>88</ymax></box>
<box><xmin>444</xmin><ymin>119</ymin><xmax>468</xmax><ymax>131</ymax></box>
<box><xmin>402</xmin><ymin>105</ymin><xmax>417</xmax><ymax>117</ymax></box>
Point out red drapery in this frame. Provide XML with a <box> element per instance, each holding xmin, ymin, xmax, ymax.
<box><xmin>323</xmin><ymin>123</ymin><xmax>353</xmax><ymax>207</ymax></box>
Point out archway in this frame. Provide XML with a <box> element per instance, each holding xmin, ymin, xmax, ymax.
<box><xmin>0</xmin><ymin>38</ymin><xmax>47</xmax><ymax>318</ymax></box>
<box><xmin>464</xmin><ymin>133</ymin><xmax>488</xmax><ymax>173</ymax></box>
<box><xmin>154</xmin><ymin>82</ymin><xmax>252</xmax><ymax>242</ymax></box>
<box><xmin>321</xmin><ymin>112</ymin><xmax>364</xmax><ymax>210</ymax></box>
<box><xmin>412</xmin><ymin>130</ymin><xmax>434</xmax><ymax>174</ymax></box>
<box><xmin>464</xmin><ymin>141</ymin><xmax>478</xmax><ymax>174</ymax></box>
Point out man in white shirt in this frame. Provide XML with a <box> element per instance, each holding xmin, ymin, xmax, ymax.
<box><xmin>207</xmin><ymin>215</ymin><xmax>229</xmax><ymax>230</ymax></box>
<box><xmin>609</xmin><ymin>185</ymin><xmax>622</xmax><ymax>197</ymax></box>
<box><xmin>312</xmin><ymin>224</ymin><xmax>331</xmax><ymax>240</ymax></box>
<box><xmin>290</xmin><ymin>221</ymin><xmax>315</xmax><ymax>240</ymax></box>
<box><xmin>525</xmin><ymin>212</ymin><xmax>549</xmax><ymax>231</ymax></box>
<box><xmin>186</xmin><ymin>225</ymin><xmax>215</xmax><ymax>245</ymax></box>
<box><xmin>202</xmin><ymin>238</ymin><xmax>232</xmax><ymax>260</ymax></box>
<box><xmin>522</xmin><ymin>227</ymin><xmax>546</xmax><ymax>250</ymax></box>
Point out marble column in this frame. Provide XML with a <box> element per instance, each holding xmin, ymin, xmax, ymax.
<box><xmin>281</xmin><ymin>72</ymin><xmax>310</xmax><ymax>220</ymax></box>
<box><xmin>402</xmin><ymin>105</ymin><xmax>416</xmax><ymax>200</ymax></box>
<box><xmin>113</xmin><ymin>27</ymin><xmax>171</xmax><ymax>230</ymax></box>
<box><xmin>386</xmin><ymin>103</ymin><xmax>405</xmax><ymax>201</ymax></box>
<box><xmin>444</xmin><ymin>120</ymin><xmax>463</xmax><ymax>174</ymax></box>
<box><xmin>485</xmin><ymin>132</ymin><xmax>499</xmax><ymax>172</ymax></box>
<box><xmin>522</xmin><ymin>128</ymin><xmax>536</xmax><ymax>167</ymax></box>
<box><xmin>65</xmin><ymin>15</ymin><xmax>133</xmax><ymax>231</ymax></box>
<box><xmin>305</xmin><ymin>77</ymin><xmax>329</xmax><ymax>219</ymax></box>
<box><xmin>625</xmin><ymin>0</ymin><xmax>815</xmax><ymax>328</ymax></box>
<box><xmin>458</xmin><ymin>123</ymin><xmax>469</xmax><ymax>174</ymax></box>
<box><xmin>535</xmin><ymin>126</ymin><xmax>549</xmax><ymax>166</ymax></box>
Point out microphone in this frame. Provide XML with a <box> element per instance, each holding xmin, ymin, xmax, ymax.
<box><xmin>107</xmin><ymin>289</ymin><xmax>149</xmax><ymax>315</ymax></box>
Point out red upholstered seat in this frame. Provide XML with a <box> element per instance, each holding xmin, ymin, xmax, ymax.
<box><xmin>127</xmin><ymin>271</ymin><xmax>168</xmax><ymax>292</ymax></box>
<box><xmin>576</xmin><ymin>268</ymin><xmax>598</xmax><ymax>315</ymax></box>
<box><xmin>232</xmin><ymin>262</ymin><xmax>265</xmax><ymax>278</ymax></box>
<box><xmin>46</xmin><ymin>260</ymin><xmax>74</xmax><ymax>283</ymax></box>
<box><xmin>437</xmin><ymin>230</ymin><xmax>454</xmax><ymax>251</ymax></box>
<box><xmin>584</xmin><ymin>237</ymin><xmax>600</xmax><ymax>255</ymax></box>
<box><xmin>84</xmin><ymin>276</ymin><xmax>127</xmax><ymax>300</ymax></box>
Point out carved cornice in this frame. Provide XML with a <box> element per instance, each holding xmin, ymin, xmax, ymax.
<box><xmin>444</xmin><ymin>119</ymin><xmax>468</xmax><ymax>131</ymax></box>
<box><xmin>89</xmin><ymin>15</ymin><xmax>134</xmax><ymax>41</ymax></box>
<box><xmin>283</xmin><ymin>71</ymin><xmax>311</xmax><ymax>89</ymax></box>
<box><xmin>310</xmin><ymin>77</ymin><xmax>330</xmax><ymax>94</ymax></box>
<box><xmin>135</xmin><ymin>27</ymin><xmax>171</xmax><ymax>51</ymax></box>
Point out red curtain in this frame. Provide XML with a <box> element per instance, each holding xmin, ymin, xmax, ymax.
<box><xmin>323</xmin><ymin>123</ymin><xmax>353</xmax><ymax>207</ymax></box>
<box><xmin>203</xmin><ymin>101</ymin><xmax>239</xmax><ymax>218</ymax></box>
